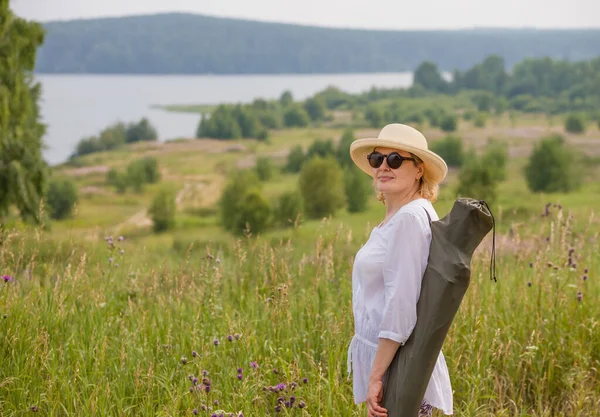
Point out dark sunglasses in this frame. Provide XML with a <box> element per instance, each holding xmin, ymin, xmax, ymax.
<box><xmin>366</xmin><ymin>151</ymin><xmax>416</xmax><ymax>169</ymax></box>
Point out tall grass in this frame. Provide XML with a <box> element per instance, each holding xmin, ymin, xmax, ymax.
<box><xmin>1</xmin><ymin>201</ymin><xmax>598</xmax><ymax>416</ymax></box>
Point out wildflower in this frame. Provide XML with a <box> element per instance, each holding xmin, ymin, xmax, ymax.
<box><xmin>188</xmin><ymin>374</ymin><xmax>195</xmax><ymax>382</ymax></box>
<box><xmin>276</xmin><ymin>383</ymin><xmax>286</xmax><ymax>391</ymax></box>
<box><xmin>302</xmin><ymin>377</ymin><xmax>308</xmax><ymax>384</ymax></box>
<box><xmin>237</xmin><ymin>373</ymin><xmax>243</xmax><ymax>380</ymax></box>
<box><xmin>181</xmin><ymin>357</ymin><xmax>188</xmax><ymax>365</ymax></box>
<box><xmin>274</xmin><ymin>405</ymin><xmax>281</xmax><ymax>412</ymax></box>
<box><xmin>213</xmin><ymin>400</ymin><xmax>219</xmax><ymax>406</ymax></box>
<box><xmin>290</xmin><ymin>396</ymin><xmax>296</xmax><ymax>404</ymax></box>
<box><xmin>290</xmin><ymin>382</ymin><xmax>297</xmax><ymax>389</ymax></box>
<box><xmin>527</xmin><ymin>282</ymin><xmax>532</xmax><ymax>287</ymax></box>
<box><xmin>298</xmin><ymin>400</ymin><xmax>306</xmax><ymax>408</ymax></box>
<box><xmin>109</xmin><ymin>257</ymin><xmax>114</xmax><ymax>263</ymax></box>
<box><xmin>192</xmin><ymin>377</ymin><xmax>199</xmax><ymax>385</ymax></box>
<box><xmin>2</xmin><ymin>275</ymin><xmax>12</xmax><ymax>283</ymax></box>
<box><xmin>577</xmin><ymin>292</ymin><xmax>583</xmax><ymax>302</ymax></box>
<box><xmin>583</xmin><ymin>275</ymin><xmax>588</xmax><ymax>281</ymax></box>
<box><xmin>120</xmin><ymin>249</ymin><xmax>125</xmax><ymax>255</ymax></box>
<box><xmin>192</xmin><ymin>351</ymin><xmax>198</xmax><ymax>358</ymax></box>
<box><xmin>250</xmin><ymin>361</ymin><xmax>258</xmax><ymax>369</ymax></box>
<box><xmin>189</xmin><ymin>387</ymin><xmax>195</xmax><ymax>393</ymax></box>
<box><xmin>202</xmin><ymin>378</ymin><xmax>211</xmax><ymax>386</ymax></box>
<box><xmin>202</xmin><ymin>370</ymin><xmax>208</xmax><ymax>376</ymax></box>
<box><xmin>528</xmin><ymin>262</ymin><xmax>533</xmax><ymax>268</ymax></box>
<box><xmin>214</xmin><ymin>339</ymin><xmax>220</xmax><ymax>346</ymax></box>
<box><xmin>118</xmin><ymin>236</ymin><xmax>124</xmax><ymax>241</ymax></box>
<box><xmin>277</xmin><ymin>397</ymin><xmax>285</xmax><ymax>404</ymax></box>
<box><xmin>115</xmin><ymin>263</ymin><xmax>119</xmax><ymax>268</ymax></box>
<box><xmin>30</xmin><ymin>406</ymin><xmax>39</xmax><ymax>412</ymax></box>
<box><xmin>285</xmin><ymin>401</ymin><xmax>291</xmax><ymax>408</ymax></box>
<box><xmin>234</xmin><ymin>333</ymin><xmax>241</xmax><ymax>340</ymax></box>
<box><xmin>227</xmin><ymin>335</ymin><xmax>233</xmax><ymax>342</ymax></box>
<box><xmin>272</xmin><ymin>368</ymin><xmax>279</xmax><ymax>374</ymax></box>
<box><xmin>3</xmin><ymin>314</ymin><xmax>7</xmax><ymax>319</ymax></box>
<box><xmin>584</xmin><ymin>268</ymin><xmax>588</xmax><ymax>274</ymax></box>
<box><xmin>238</xmin><ymin>413</ymin><xmax>244</xmax><ymax>417</ymax></box>
<box><xmin>237</xmin><ymin>367</ymin><xmax>243</xmax><ymax>373</ymax></box>
<box><xmin>216</xmin><ymin>258</ymin><xmax>221</xmax><ymax>263</ymax></box>
<box><xmin>193</xmin><ymin>409</ymin><xmax>199</xmax><ymax>416</ymax></box>
<box><xmin>201</xmin><ymin>405</ymin><xmax>207</xmax><ymax>411</ymax></box>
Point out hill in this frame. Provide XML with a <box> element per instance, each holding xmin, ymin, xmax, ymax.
<box><xmin>36</xmin><ymin>13</ymin><xmax>600</xmax><ymax>74</ymax></box>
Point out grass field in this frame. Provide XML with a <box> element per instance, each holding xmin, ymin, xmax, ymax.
<box><xmin>1</xmin><ymin>114</ymin><xmax>599</xmax><ymax>416</ymax></box>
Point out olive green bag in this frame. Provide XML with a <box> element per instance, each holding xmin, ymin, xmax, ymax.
<box><xmin>382</xmin><ymin>198</ymin><xmax>496</xmax><ymax>417</ymax></box>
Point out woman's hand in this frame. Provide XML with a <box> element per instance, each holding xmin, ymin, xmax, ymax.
<box><xmin>366</xmin><ymin>377</ymin><xmax>388</xmax><ymax>417</ymax></box>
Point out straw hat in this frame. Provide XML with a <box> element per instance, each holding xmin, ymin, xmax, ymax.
<box><xmin>350</xmin><ymin>123</ymin><xmax>448</xmax><ymax>183</ymax></box>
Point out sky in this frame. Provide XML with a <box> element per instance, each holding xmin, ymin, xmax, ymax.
<box><xmin>10</xmin><ymin>0</ymin><xmax>600</xmax><ymax>30</ymax></box>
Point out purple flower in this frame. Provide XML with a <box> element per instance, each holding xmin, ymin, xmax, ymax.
<box><xmin>192</xmin><ymin>377</ymin><xmax>199</xmax><ymax>385</ymax></box>
<box><xmin>584</xmin><ymin>268</ymin><xmax>589</xmax><ymax>274</ymax></box>
<box><xmin>274</xmin><ymin>405</ymin><xmax>281</xmax><ymax>413</ymax></box>
<box><xmin>583</xmin><ymin>275</ymin><xmax>588</xmax><ymax>281</ymax></box>
<box><xmin>202</xmin><ymin>370</ymin><xmax>208</xmax><ymax>376</ymax></box>
<box><xmin>192</xmin><ymin>351</ymin><xmax>198</xmax><ymax>357</ymax></box>
<box><xmin>302</xmin><ymin>377</ymin><xmax>308</xmax><ymax>384</ymax></box>
<box><xmin>181</xmin><ymin>357</ymin><xmax>188</xmax><ymax>365</ymax></box>
<box><xmin>527</xmin><ymin>282</ymin><xmax>532</xmax><ymax>287</ymax></box>
<box><xmin>290</xmin><ymin>396</ymin><xmax>296</xmax><ymax>404</ymax></box>
<box><xmin>118</xmin><ymin>236</ymin><xmax>124</xmax><ymax>241</ymax></box>
<box><xmin>3</xmin><ymin>275</ymin><xmax>13</xmax><ymax>283</ymax></box>
<box><xmin>272</xmin><ymin>368</ymin><xmax>279</xmax><ymax>374</ymax></box>
<box><xmin>285</xmin><ymin>402</ymin><xmax>291</xmax><ymax>408</ymax></box>
<box><xmin>238</xmin><ymin>413</ymin><xmax>244</xmax><ymax>417</ymax></box>
<box><xmin>237</xmin><ymin>367</ymin><xmax>243</xmax><ymax>373</ymax></box>
<box><xmin>201</xmin><ymin>405</ymin><xmax>207</xmax><ymax>411</ymax></box>
<box><xmin>577</xmin><ymin>292</ymin><xmax>583</xmax><ymax>302</ymax></box>
<box><xmin>30</xmin><ymin>406</ymin><xmax>39</xmax><ymax>412</ymax></box>
<box><xmin>214</xmin><ymin>339</ymin><xmax>220</xmax><ymax>346</ymax></box>
<box><xmin>290</xmin><ymin>382</ymin><xmax>297</xmax><ymax>389</ymax></box>
<box><xmin>237</xmin><ymin>373</ymin><xmax>243</xmax><ymax>380</ymax></box>
<box><xmin>298</xmin><ymin>400</ymin><xmax>306</xmax><ymax>409</ymax></box>
<box><xmin>528</xmin><ymin>262</ymin><xmax>533</xmax><ymax>268</ymax></box>
<box><xmin>227</xmin><ymin>335</ymin><xmax>233</xmax><ymax>342</ymax></box>
<box><xmin>250</xmin><ymin>361</ymin><xmax>258</xmax><ymax>369</ymax></box>
<box><xmin>234</xmin><ymin>333</ymin><xmax>241</xmax><ymax>340</ymax></box>
<box><xmin>276</xmin><ymin>383</ymin><xmax>286</xmax><ymax>391</ymax></box>
<box><xmin>193</xmin><ymin>409</ymin><xmax>199</xmax><ymax>415</ymax></box>
<box><xmin>213</xmin><ymin>400</ymin><xmax>219</xmax><ymax>406</ymax></box>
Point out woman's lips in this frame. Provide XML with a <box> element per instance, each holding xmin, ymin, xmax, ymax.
<box><xmin>378</xmin><ymin>176</ymin><xmax>394</xmax><ymax>182</ymax></box>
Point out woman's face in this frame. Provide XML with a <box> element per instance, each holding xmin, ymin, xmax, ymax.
<box><xmin>371</xmin><ymin>147</ymin><xmax>423</xmax><ymax>195</ymax></box>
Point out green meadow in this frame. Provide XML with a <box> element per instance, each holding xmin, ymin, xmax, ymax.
<box><xmin>1</xmin><ymin>114</ymin><xmax>599</xmax><ymax>416</ymax></box>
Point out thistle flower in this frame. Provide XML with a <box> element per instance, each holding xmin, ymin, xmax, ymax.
<box><xmin>250</xmin><ymin>361</ymin><xmax>258</xmax><ymax>369</ymax></box>
<box><xmin>2</xmin><ymin>275</ymin><xmax>12</xmax><ymax>283</ymax></box>
<box><xmin>528</xmin><ymin>262</ymin><xmax>533</xmax><ymax>268</ymax></box>
<box><xmin>237</xmin><ymin>367</ymin><xmax>243</xmax><ymax>373</ymax></box>
<box><xmin>583</xmin><ymin>275</ymin><xmax>588</xmax><ymax>281</ymax></box>
<box><xmin>577</xmin><ymin>292</ymin><xmax>583</xmax><ymax>302</ymax></box>
<box><xmin>30</xmin><ymin>406</ymin><xmax>39</xmax><ymax>412</ymax></box>
<box><xmin>214</xmin><ymin>339</ymin><xmax>220</xmax><ymax>346</ymax></box>
<box><xmin>302</xmin><ymin>377</ymin><xmax>308</xmax><ymax>384</ymax></box>
<box><xmin>118</xmin><ymin>236</ymin><xmax>124</xmax><ymax>241</ymax></box>
<box><xmin>234</xmin><ymin>333</ymin><xmax>240</xmax><ymax>340</ymax></box>
<box><xmin>274</xmin><ymin>405</ymin><xmax>281</xmax><ymax>413</ymax></box>
<box><xmin>298</xmin><ymin>401</ymin><xmax>306</xmax><ymax>409</ymax></box>
<box><xmin>227</xmin><ymin>335</ymin><xmax>233</xmax><ymax>342</ymax></box>
<box><xmin>181</xmin><ymin>357</ymin><xmax>188</xmax><ymax>365</ymax></box>
<box><xmin>193</xmin><ymin>409</ymin><xmax>199</xmax><ymax>415</ymax></box>
<box><xmin>237</xmin><ymin>373</ymin><xmax>243</xmax><ymax>380</ymax></box>
<box><xmin>527</xmin><ymin>282</ymin><xmax>532</xmax><ymax>287</ymax></box>
<box><xmin>202</xmin><ymin>370</ymin><xmax>208</xmax><ymax>376</ymax></box>
<box><xmin>192</xmin><ymin>351</ymin><xmax>198</xmax><ymax>358</ymax></box>
<box><xmin>192</xmin><ymin>377</ymin><xmax>199</xmax><ymax>385</ymax></box>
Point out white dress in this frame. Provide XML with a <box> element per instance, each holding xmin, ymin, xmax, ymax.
<box><xmin>347</xmin><ymin>198</ymin><xmax>453</xmax><ymax>415</ymax></box>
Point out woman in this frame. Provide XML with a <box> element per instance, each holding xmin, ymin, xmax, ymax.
<box><xmin>347</xmin><ymin>124</ymin><xmax>453</xmax><ymax>417</ymax></box>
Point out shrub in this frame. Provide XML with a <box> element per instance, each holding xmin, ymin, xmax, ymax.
<box><xmin>336</xmin><ymin>128</ymin><xmax>355</xmax><ymax>168</ymax></box>
<box><xmin>274</xmin><ymin>190</ymin><xmax>303</xmax><ymax>227</ymax></box>
<box><xmin>564</xmin><ymin>113</ymin><xmax>586</xmax><ymax>134</ymax></box>
<box><xmin>285</xmin><ymin>145</ymin><xmax>305</xmax><ymax>173</ymax></box>
<box><xmin>298</xmin><ymin>157</ymin><xmax>346</xmax><ymax>219</ymax></box>
<box><xmin>255</xmin><ymin>156</ymin><xmax>274</xmax><ymax>181</ymax></box>
<box><xmin>106</xmin><ymin>168</ymin><xmax>129</xmax><ymax>193</ymax></box>
<box><xmin>283</xmin><ymin>105</ymin><xmax>310</xmax><ymax>127</ymax></box>
<box><xmin>46</xmin><ymin>179</ymin><xmax>78</xmax><ymax>220</ymax></box>
<box><xmin>127</xmin><ymin>161</ymin><xmax>147</xmax><ymax>193</ymax></box>
<box><xmin>307</xmin><ymin>138</ymin><xmax>335</xmax><ymax>159</ymax></box>
<box><xmin>439</xmin><ymin>114</ymin><xmax>458</xmax><ymax>132</ymax></box>
<box><xmin>524</xmin><ymin>135</ymin><xmax>583</xmax><ymax>193</ymax></box>
<box><xmin>219</xmin><ymin>170</ymin><xmax>261</xmax><ymax>233</ymax></box>
<box><xmin>430</xmin><ymin>135</ymin><xmax>465</xmax><ymax>167</ymax></box>
<box><xmin>303</xmin><ymin>98</ymin><xmax>326</xmax><ymax>121</ymax></box>
<box><xmin>344</xmin><ymin>166</ymin><xmax>371</xmax><ymax>213</ymax></box>
<box><xmin>473</xmin><ymin>112</ymin><xmax>487</xmax><ymax>128</ymax></box>
<box><xmin>125</xmin><ymin>118</ymin><xmax>158</xmax><ymax>143</ymax></box>
<box><xmin>233</xmin><ymin>189</ymin><xmax>271</xmax><ymax>235</ymax></box>
<box><xmin>149</xmin><ymin>187</ymin><xmax>177</xmax><ymax>232</ymax></box>
<box><xmin>456</xmin><ymin>155</ymin><xmax>497</xmax><ymax>205</ymax></box>
<box><xmin>481</xmin><ymin>139</ymin><xmax>508</xmax><ymax>182</ymax></box>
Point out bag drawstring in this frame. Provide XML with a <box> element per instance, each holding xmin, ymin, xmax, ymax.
<box><xmin>479</xmin><ymin>200</ymin><xmax>497</xmax><ymax>283</ymax></box>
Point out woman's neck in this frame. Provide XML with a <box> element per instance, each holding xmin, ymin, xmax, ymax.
<box><xmin>384</xmin><ymin>189</ymin><xmax>422</xmax><ymax>218</ymax></box>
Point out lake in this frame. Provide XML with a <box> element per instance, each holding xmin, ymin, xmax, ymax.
<box><xmin>37</xmin><ymin>73</ymin><xmax>415</xmax><ymax>166</ymax></box>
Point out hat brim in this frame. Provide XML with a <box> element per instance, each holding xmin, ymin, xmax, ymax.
<box><xmin>350</xmin><ymin>138</ymin><xmax>448</xmax><ymax>183</ymax></box>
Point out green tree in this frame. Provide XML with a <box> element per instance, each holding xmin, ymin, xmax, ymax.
<box><xmin>564</xmin><ymin>113</ymin><xmax>586</xmax><ymax>134</ymax></box>
<box><xmin>298</xmin><ymin>157</ymin><xmax>346</xmax><ymax>219</ymax></box>
<box><xmin>274</xmin><ymin>190</ymin><xmax>303</xmax><ymax>227</ymax></box>
<box><xmin>481</xmin><ymin>139</ymin><xmax>508</xmax><ymax>182</ymax></box>
<box><xmin>307</xmin><ymin>139</ymin><xmax>335</xmax><ymax>159</ymax></box>
<box><xmin>46</xmin><ymin>178</ymin><xmax>78</xmax><ymax>220</ymax></box>
<box><xmin>365</xmin><ymin>105</ymin><xmax>384</xmax><ymax>128</ymax></box>
<box><xmin>337</xmin><ymin>128</ymin><xmax>355</xmax><ymax>167</ymax></box>
<box><xmin>473</xmin><ymin>112</ymin><xmax>487</xmax><ymax>128</ymax></box>
<box><xmin>255</xmin><ymin>156</ymin><xmax>274</xmax><ymax>181</ymax></box>
<box><xmin>234</xmin><ymin>189</ymin><xmax>271</xmax><ymax>235</ymax></box>
<box><xmin>219</xmin><ymin>170</ymin><xmax>261</xmax><ymax>232</ymax></box>
<box><xmin>106</xmin><ymin>168</ymin><xmax>129</xmax><ymax>193</ymax></box>
<box><xmin>524</xmin><ymin>135</ymin><xmax>582</xmax><ymax>193</ymax></box>
<box><xmin>285</xmin><ymin>145</ymin><xmax>306</xmax><ymax>173</ymax></box>
<box><xmin>0</xmin><ymin>5</ymin><xmax>47</xmax><ymax>222</ymax></box>
<box><xmin>196</xmin><ymin>106</ymin><xmax>242</xmax><ymax>139</ymax></box>
<box><xmin>127</xmin><ymin>160</ymin><xmax>147</xmax><ymax>193</ymax></box>
<box><xmin>344</xmin><ymin>166</ymin><xmax>370</xmax><ymax>213</ymax></box>
<box><xmin>280</xmin><ymin>90</ymin><xmax>294</xmax><ymax>107</ymax></box>
<box><xmin>125</xmin><ymin>118</ymin><xmax>158</xmax><ymax>143</ymax></box>
<box><xmin>149</xmin><ymin>186</ymin><xmax>177</xmax><ymax>232</ymax></box>
<box><xmin>430</xmin><ymin>135</ymin><xmax>465</xmax><ymax>167</ymax></box>
<box><xmin>413</xmin><ymin>61</ymin><xmax>448</xmax><ymax>93</ymax></box>
<box><xmin>439</xmin><ymin>114</ymin><xmax>458</xmax><ymax>132</ymax></box>
<box><xmin>456</xmin><ymin>155</ymin><xmax>498</xmax><ymax>205</ymax></box>
<box><xmin>303</xmin><ymin>97</ymin><xmax>326</xmax><ymax>121</ymax></box>
<box><xmin>283</xmin><ymin>105</ymin><xmax>310</xmax><ymax>127</ymax></box>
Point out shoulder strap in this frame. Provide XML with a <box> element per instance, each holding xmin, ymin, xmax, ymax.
<box><xmin>422</xmin><ymin>207</ymin><xmax>432</xmax><ymax>224</ymax></box>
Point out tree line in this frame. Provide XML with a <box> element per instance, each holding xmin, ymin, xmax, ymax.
<box><xmin>36</xmin><ymin>13</ymin><xmax>600</xmax><ymax>74</ymax></box>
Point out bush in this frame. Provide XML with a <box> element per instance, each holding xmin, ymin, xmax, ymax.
<box><xmin>125</xmin><ymin>118</ymin><xmax>158</xmax><ymax>143</ymax></box>
<box><xmin>439</xmin><ymin>114</ymin><xmax>458</xmax><ymax>132</ymax></box>
<box><xmin>46</xmin><ymin>179</ymin><xmax>78</xmax><ymax>220</ymax></box>
<box><xmin>456</xmin><ymin>155</ymin><xmax>498</xmax><ymax>205</ymax></box>
<box><xmin>344</xmin><ymin>166</ymin><xmax>371</xmax><ymax>213</ymax></box>
<box><xmin>473</xmin><ymin>112</ymin><xmax>487</xmax><ymax>128</ymax></box>
<box><xmin>365</xmin><ymin>105</ymin><xmax>384</xmax><ymax>128</ymax></box>
<box><xmin>149</xmin><ymin>187</ymin><xmax>177</xmax><ymax>232</ymax></box>
<box><xmin>234</xmin><ymin>189</ymin><xmax>271</xmax><ymax>235</ymax></box>
<box><xmin>303</xmin><ymin>98</ymin><xmax>326</xmax><ymax>121</ymax></box>
<box><xmin>337</xmin><ymin>128</ymin><xmax>355</xmax><ymax>167</ymax></box>
<box><xmin>219</xmin><ymin>170</ymin><xmax>261</xmax><ymax>233</ymax></box>
<box><xmin>430</xmin><ymin>135</ymin><xmax>465</xmax><ymax>167</ymax></box>
<box><xmin>298</xmin><ymin>157</ymin><xmax>346</xmax><ymax>219</ymax></box>
<box><xmin>524</xmin><ymin>135</ymin><xmax>583</xmax><ymax>193</ymax></box>
<box><xmin>255</xmin><ymin>156</ymin><xmax>274</xmax><ymax>181</ymax></box>
<box><xmin>481</xmin><ymin>139</ymin><xmax>508</xmax><ymax>182</ymax></box>
<box><xmin>274</xmin><ymin>190</ymin><xmax>303</xmax><ymax>227</ymax></box>
<box><xmin>307</xmin><ymin>138</ymin><xmax>335</xmax><ymax>159</ymax></box>
<box><xmin>564</xmin><ymin>113</ymin><xmax>586</xmax><ymax>134</ymax></box>
<box><xmin>285</xmin><ymin>145</ymin><xmax>305</xmax><ymax>173</ymax></box>
<box><xmin>283</xmin><ymin>105</ymin><xmax>310</xmax><ymax>127</ymax></box>
<box><xmin>106</xmin><ymin>168</ymin><xmax>129</xmax><ymax>193</ymax></box>
<box><xmin>127</xmin><ymin>161</ymin><xmax>147</xmax><ymax>193</ymax></box>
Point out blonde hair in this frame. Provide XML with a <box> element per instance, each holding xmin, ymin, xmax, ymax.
<box><xmin>374</xmin><ymin>152</ymin><xmax>439</xmax><ymax>204</ymax></box>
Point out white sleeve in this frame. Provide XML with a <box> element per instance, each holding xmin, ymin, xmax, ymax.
<box><xmin>378</xmin><ymin>211</ymin><xmax>431</xmax><ymax>344</ymax></box>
